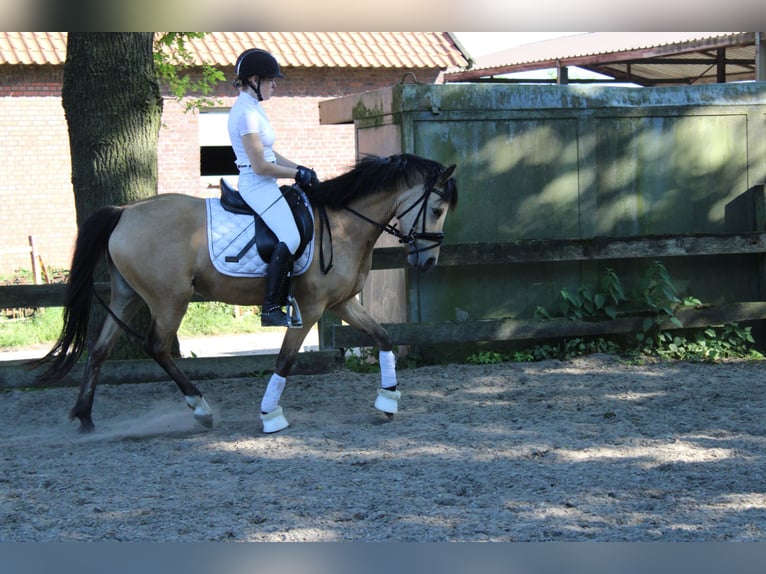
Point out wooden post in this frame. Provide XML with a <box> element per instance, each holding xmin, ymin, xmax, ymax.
<box><xmin>757</xmin><ymin>32</ymin><xmax>766</xmax><ymax>82</ymax></box>
<box><xmin>717</xmin><ymin>48</ymin><xmax>726</xmax><ymax>83</ymax></box>
<box><xmin>28</xmin><ymin>236</ymin><xmax>41</xmax><ymax>285</ymax></box>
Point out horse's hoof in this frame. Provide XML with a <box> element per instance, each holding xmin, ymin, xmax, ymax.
<box><xmin>374</xmin><ymin>387</ymin><xmax>401</xmax><ymax>416</ymax></box>
<box><xmin>77</xmin><ymin>420</ymin><xmax>95</xmax><ymax>433</ymax></box>
<box><xmin>186</xmin><ymin>395</ymin><xmax>213</xmax><ymax>428</ymax></box>
<box><xmin>261</xmin><ymin>406</ymin><xmax>289</xmax><ymax>433</ymax></box>
<box><xmin>385</xmin><ymin>412</ymin><xmax>395</xmax><ymax>421</ymax></box>
<box><xmin>194</xmin><ymin>413</ymin><xmax>214</xmax><ymax>429</ymax></box>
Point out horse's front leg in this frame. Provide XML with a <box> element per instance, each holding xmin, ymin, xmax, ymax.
<box><xmin>260</xmin><ymin>324</ymin><xmax>313</xmax><ymax>433</ymax></box>
<box><xmin>331</xmin><ymin>297</ymin><xmax>401</xmax><ymax>419</ymax></box>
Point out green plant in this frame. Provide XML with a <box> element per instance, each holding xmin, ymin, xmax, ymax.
<box><xmin>637</xmin><ymin>261</ymin><xmax>684</xmax><ymax>334</ymax></box>
<box><xmin>536</xmin><ymin>267</ymin><xmax>627</xmax><ymax>322</ymax></box>
<box><xmin>651</xmin><ymin>323</ymin><xmax>762</xmax><ymax>363</ymax></box>
<box><xmin>511</xmin><ymin>350</ymin><xmax>536</xmax><ymax>362</ymax></box>
<box><xmin>343</xmin><ymin>347</ymin><xmax>381</xmax><ymax>373</ymax></box>
<box><xmin>342</xmin><ymin>346</ymin><xmax>414</xmax><ymax>372</ymax></box>
<box><xmin>528</xmin><ymin>262</ymin><xmax>763</xmax><ymax>363</ymax></box>
<box><xmin>466</xmin><ymin>350</ymin><xmax>508</xmax><ymax>365</ymax></box>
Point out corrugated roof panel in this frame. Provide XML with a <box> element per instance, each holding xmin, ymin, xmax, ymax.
<box><xmin>472</xmin><ymin>32</ymin><xmax>739</xmax><ymax>70</ymax></box>
<box><xmin>446</xmin><ymin>32</ymin><xmax>757</xmax><ymax>86</ymax></box>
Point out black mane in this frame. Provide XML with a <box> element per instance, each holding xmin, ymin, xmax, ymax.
<box><xmin>306</xmin><ymin>153</ymin><xmax>455</xmax><ymax>208</ymax></box>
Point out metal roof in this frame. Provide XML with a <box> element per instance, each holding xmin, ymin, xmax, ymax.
<box><xmin>0</xmin><ymin>32</ymin><xmax>468</xmax><ymax>70</ymax></box>
<box><xmin>445</xmin><ymin>32</ymin><xmax>761</xmax><ymax>85</ymax></box>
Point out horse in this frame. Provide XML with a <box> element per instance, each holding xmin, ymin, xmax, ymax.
<box><xmin>32</xmin><ymin>153</ymin><xmax>458</xmax><ymax>434</ymax></box>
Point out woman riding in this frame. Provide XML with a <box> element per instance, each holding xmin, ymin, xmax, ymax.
<box><xmin>228</xmin><ymin>48</ymin><xmax>319</xmax><ymax>327</ymax></box>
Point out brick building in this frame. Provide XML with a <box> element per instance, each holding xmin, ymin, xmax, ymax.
<box><xmin>0</xmin><ymin>32</ymin><xmax>468</xmax><ymax>275</ymax></box>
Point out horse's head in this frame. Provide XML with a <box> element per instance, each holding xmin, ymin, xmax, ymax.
<box><xmin>396</xmin><ymin>164</ymin><xmax>458</xmax><ymax>272</ymax></box>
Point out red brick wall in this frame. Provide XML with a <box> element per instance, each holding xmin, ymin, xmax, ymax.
<box><xmin>0</xmin><ymin>66</ymin><xmax>76</xmax><ymax>275</ymax></box>
<box><xmin>0</xmin><ymin>64</ymin><xmax>441</xmax><ymax>275</ymax></box>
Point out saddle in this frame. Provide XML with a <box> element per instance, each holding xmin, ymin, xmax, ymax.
<box><xmin>219</xmin><ymin>178</ymin><xmax>314</xmax><ymax>263</ymax></box>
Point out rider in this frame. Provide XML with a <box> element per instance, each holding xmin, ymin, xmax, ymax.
<box><xmin>228</xmin><ymin>48</ymin><xmax>319</xmax><ymax>327</ymax></box>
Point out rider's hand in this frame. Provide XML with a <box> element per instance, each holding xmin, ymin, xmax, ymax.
<box><xmin>295</xmin><ymin>166</ymin><xmax>319</xmax><ymax>190</ymax></box>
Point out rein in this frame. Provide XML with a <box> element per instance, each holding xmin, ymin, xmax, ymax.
<box><xmin>92</xmin><ymin>287</ymin><xmax>145</xmax><ymax>343</ymax></box>
<box><xmin>317</xmin><ymin>178</ymin><xmax>447</xmax><ymax>275</ymax></box>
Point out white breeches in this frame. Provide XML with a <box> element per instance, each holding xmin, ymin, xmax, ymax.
<box><xmin>238</xmin><ymin>171</ymin><xmax>301</xmax><ymax>254</ymax></box>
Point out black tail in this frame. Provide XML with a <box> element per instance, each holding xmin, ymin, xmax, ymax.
<box><xmin>31</xmin><ymin>205</ymin><xmax>124</xmax><ymax>382</ymax></box>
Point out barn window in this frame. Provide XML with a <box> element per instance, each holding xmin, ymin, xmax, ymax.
<box><xmin>199</xmin><ymin>110</ymin><xmax>236</xmax><ymax>186</ymax></box>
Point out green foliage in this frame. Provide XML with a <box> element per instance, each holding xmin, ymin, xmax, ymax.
<box><xmin>536</xmin><ymin>267</ymin><xmax>627</xmax><ymax>322</ymax></box>
<box><xmin>154</xmin><ymin>33</ymin><xmax>226</xmax><ymax>112</ymax></box>
<box><xmin>0</xmin><ymin>307</ymin><xmax>64</xmax><ymax>349</ymax></box>
<box><xmin>342</xmin><ymin>346</ymin><xmax>414</xmax><ymax>373</ymax></box>
<box><xmin>636</xmin><ymin>260</ymin><xmax>685</xmax><ymax>333</ymax></box>
<box><xmin>466</xmin><ymin>351</ymin><xmax>507</xmax><ymax>365</ymax></box>
<box><xmin>525</xmin><ymin>337</ymin><xmax>622</xmax><ymax>361</ymax></box>
<box><xmin>0</xmin><ymin>301</ymin><xmax>269</xmax><ymax>349</ymax></box>
<box><xmin>177</xmin><ymin>302</ymin><xmax>265</xmax><ymax>336</ymax></box>
<box><xmin>489</xmin><ymin>262</ymin><xmax>763</xmax><ymax>365</ymax></box>
<box><xmin>536</xmin><ymin>262</ymin><xmax>694</xmax><ymax>331</ymax></box>
<box><xmin>640</xmin><ymin>323</ymin><xmax>762</xmax><ymax>363</ymax></box>
<box><xmin>343</xmin><ymin>347</ymin><xmax>382</xmax><ymax>373</ymax></box>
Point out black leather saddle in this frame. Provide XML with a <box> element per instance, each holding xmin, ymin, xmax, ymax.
<box><xmin>219</xmin><ymin>178</ymin><xmax>314</xmax><ymax>263</ymax></box>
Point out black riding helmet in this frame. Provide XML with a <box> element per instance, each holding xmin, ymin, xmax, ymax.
<box><xmin>234</xmin><ymin>48</ymin><xmax>286</xmax><ymax>101</ymax></box>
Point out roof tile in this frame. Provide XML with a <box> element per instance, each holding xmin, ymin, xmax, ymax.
<box><xmin>0</xmin><ymin>32</ymin><xmax>467</xmax><ymax>69</ymax></box>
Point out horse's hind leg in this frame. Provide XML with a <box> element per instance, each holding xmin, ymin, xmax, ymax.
<box><xmin>142</xmin><ymin>303</ymin><xmax>213</xmax><ymax>429</ymax></box>
<box><xmin>70</xmin><ymin>271</ymin><xmax>144</xmax><ymax>432</ymax></box>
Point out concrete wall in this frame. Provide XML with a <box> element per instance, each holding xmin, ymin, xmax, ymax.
<box><xmin>322</xmin><ymin>82</ymin><xmax>766</xmax><ymax>326</ymax></box>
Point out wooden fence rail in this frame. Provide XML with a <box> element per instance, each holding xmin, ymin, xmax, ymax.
<box><xmin>331</xmin><ymin>302</ymin><xmax>766</xmax><ymax>348</ymax></box>
<box><xmin>369</xmin><ymin>231</ymin><xmax>766</xmax><ymax>268</ymax></box>
<box><xmin>3</xmin><ymin>232</ymin><xmax>766</xmax><ymax>350</ymax></box>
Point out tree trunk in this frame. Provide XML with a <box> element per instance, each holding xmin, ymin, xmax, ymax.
<box><xmin>62</xmin><ymin>33</ymin><xmax>164</xmax><ymax>359</ymax></box>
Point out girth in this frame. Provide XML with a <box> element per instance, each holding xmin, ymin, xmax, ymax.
<box><xmin>219</xmin><ymin>178</ymin><xmax>314</xmax><ymax>263</ymax></box>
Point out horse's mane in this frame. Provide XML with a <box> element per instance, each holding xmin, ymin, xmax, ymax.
<box><xmin>306</xmin><ymin>153</ymin><xmax>455</xmax><ymax>208</ymax></box>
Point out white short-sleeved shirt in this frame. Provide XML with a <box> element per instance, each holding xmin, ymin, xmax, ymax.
<box><xmin>227</xmin><ymin>91</ymin><xmax>276</xmax><ymax>166</ymax></box>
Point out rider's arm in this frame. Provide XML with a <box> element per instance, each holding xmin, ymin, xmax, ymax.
<box><xmin>242</xmin><ymin>133</ymin><xmax>299</xmax><ymax>180</ymax></box>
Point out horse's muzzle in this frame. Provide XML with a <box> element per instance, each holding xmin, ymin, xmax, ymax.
<box><xmin>409</xmin><ymin>252</ymin><xmax>437</xmax><ymax>272</ymax></box>
<box><xmin>420</xmin><ymin>256</ymin><xmax>437</xmax><ymax>272</ymax></box>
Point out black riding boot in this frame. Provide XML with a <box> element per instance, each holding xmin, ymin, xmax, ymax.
<box><xmin>261</xmin><ymin>242</ymin><xmax>294</xmax><ymax>327</ymax></box>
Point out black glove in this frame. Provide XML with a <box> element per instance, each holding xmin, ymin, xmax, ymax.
<box><xmin>295</xmin><ymin>166</ymin><xmax>319</xmax><ymax>189</ymax></box>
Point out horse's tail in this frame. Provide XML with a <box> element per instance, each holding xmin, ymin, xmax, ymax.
<box><xmin>31</xmin><ymin>205</ymin><xmax>124</xmax><ymax>382</ymax></box>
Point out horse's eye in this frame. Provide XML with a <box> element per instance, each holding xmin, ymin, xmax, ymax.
<box><xmin>432</xmin><ymin>207</ymin><xmax>443</xmax><ymax>218</ymax></box>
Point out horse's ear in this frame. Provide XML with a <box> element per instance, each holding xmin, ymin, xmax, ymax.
<box><xmin>437</xmin><ymin>164</ymin><xmax>456</xmax><ymax>186</ymax></box>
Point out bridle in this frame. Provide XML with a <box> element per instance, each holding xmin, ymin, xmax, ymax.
<box><xmin>344</xmin><ymin>174</ymin><xmax>448</xmax><ymax>251</ymax></box>
<box><xmin>317</xmin><ymin>173</ymin><xmax>450</xmax><ymax>274</ymax></box>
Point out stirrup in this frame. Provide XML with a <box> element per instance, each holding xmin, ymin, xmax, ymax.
<box><xmin>286</xmin><ymin>295</ymin><xmax>303</xmax><ymax>328</ymax></box>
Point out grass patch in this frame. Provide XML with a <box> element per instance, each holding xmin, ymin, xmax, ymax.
<box><xmin>178</xmin><ymin>302</ymin><xmax>267</xmax><ymax>336</ymax></box>
<box><xmin>0</xmin><ymin>307</ymin><xmax>64</xmax><ymax>349</ymax></box>
<box><xmin>0</xmin><ymin>302</ymin><xmax>270</xmax><ymax>349</ymax></box>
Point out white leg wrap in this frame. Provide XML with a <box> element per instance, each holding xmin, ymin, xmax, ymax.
<box><xmin>374</xmin><ymin>387</ymin><xmax>401</xmax><ymax>414</ymax></box>
<box><xmin>261</xmin><ymin>373</ymin><xmax>286</xmax><ymax>414</ymax></box>
<box><xmin>379</xmin><ymin>350</ymin><xmax>397</xmax><ymax>389</ymax></box>
<box><xmin>185</xmin><ymin>395</ymin><xmax>213</xmax><ymax>428</ymax></box>
<box><xmin>261</xmin><ymin>406</ymin><xmax>289</xmax><ymax>433</ymax></box>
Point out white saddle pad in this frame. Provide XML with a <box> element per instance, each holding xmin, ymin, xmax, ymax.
<box><xmin>205</xmin><ymin>197</ymin><xmax>314</xmax><ymax>278</ymax></box>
